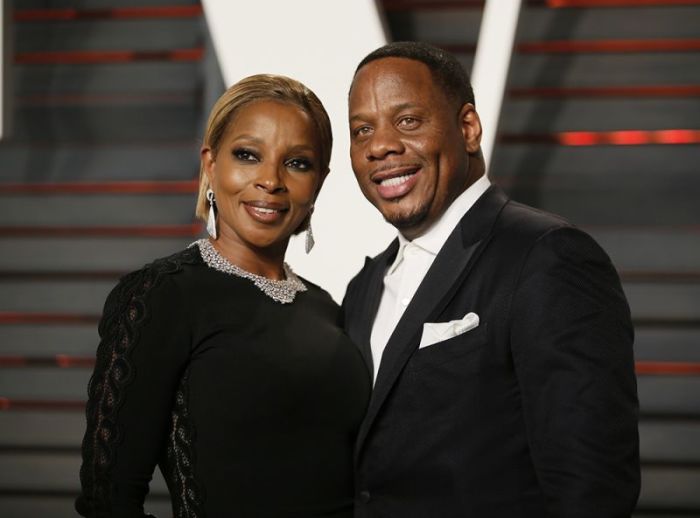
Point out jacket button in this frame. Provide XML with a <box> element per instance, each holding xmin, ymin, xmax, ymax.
<box><xmin>359</xmin><ymin>490</ymin><xmax>371</xmax><ymax>503</ymax></box>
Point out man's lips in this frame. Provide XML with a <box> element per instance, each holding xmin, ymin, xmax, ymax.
<box><xmin>243</xmin><ymin>200</ymin><xmax>289</xmax><ymax>223</ymax></box>
<box><xmin>370</xmin><ymin>165</ymin><xmax>421</xmax><ymax>200</ymax></box>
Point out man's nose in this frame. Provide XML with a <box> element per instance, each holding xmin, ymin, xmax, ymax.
<box><xmin>367</xmin><ymin>125</ymin><xmax>405</xmax><ymax>160</ymax></box>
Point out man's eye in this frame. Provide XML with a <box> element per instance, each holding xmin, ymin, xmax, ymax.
<box><xmin>398</xmin><ymin>117</ymin><xmax>419</xmax><ymax>128</ymax></box>
<box><xmin>353</xmin><ymin>126</ymin><xmax>372</xmax><ymax>138</ymax></box>
<box><xmin>286</xmin><ymin>158</ymin><xmax>313</xmax><ymax>171</ymax></box>
<box><xmin>233</xmin><ymin>148</ymin><xmax>258</xmax><ymax>162</ymax></box>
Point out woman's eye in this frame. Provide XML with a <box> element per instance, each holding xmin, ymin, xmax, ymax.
<box><xmin>286</xmin><ymin>158</ymin><xmax>313</xmax><ymax>171</ymax></box>
<box><xmin>233</xmin><ymin>148</ymin><xmax>258</xmax><ymax>162</ymax></box>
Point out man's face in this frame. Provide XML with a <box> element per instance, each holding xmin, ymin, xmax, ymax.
<box><xmin>349</xmin><ymin>57</ymin><xmax>481</xmax><ymax>240</ymax></box>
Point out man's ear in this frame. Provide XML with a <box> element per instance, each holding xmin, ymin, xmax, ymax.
<box><xmin>201</xmin><ymin>146</ymin><xmax>216</xmax><ymax>184</ymax></box>
<box><xmin>459</xmin><ymin>103</ymin><xmax>482</xmax><ymax>154</ymax></box>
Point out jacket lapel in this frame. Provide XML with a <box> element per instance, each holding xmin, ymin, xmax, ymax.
<box><xmin>348</xmin><ymin>240</ymin><xmax>399</xmax><ymax>375</ymax></box>
<box><xmin>355</xmin><ymin>186</ymin><xmax>509</xmax><ymax>460</ymax></box>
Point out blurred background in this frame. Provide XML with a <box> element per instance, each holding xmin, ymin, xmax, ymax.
<box><xmin>0</xmin><ymin>0</ymin><xmax>699</xmax><ymax>516</ymax></box>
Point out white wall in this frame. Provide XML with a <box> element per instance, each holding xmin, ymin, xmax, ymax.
<box><xmin>201</xmin><ymin>0</ymin><xmax>393</xmax><ymax>302</ymax></box>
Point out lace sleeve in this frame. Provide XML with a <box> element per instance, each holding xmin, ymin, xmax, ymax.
<box><xmin>76</xmin><ymin>257</ymin><xmax>192</xmax><ymax>517</ymax></box>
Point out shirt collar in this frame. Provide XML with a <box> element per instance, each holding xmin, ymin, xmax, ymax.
<box><xmin>388</xmin><ymin>174</ymin><xmax>491</xmax><ymax>274</ymax></box>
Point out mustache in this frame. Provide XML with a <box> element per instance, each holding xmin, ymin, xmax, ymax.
<box><xmin>370</xmin><ymin>162</ymin><xmax>422</xmax><ymax>176</ymax></box>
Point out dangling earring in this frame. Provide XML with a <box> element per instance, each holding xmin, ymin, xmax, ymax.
<box><xmin>305</xmin><ymin>204</ymin><xmax>315</xmax><ymax>254</ymax></box>
<box><xmin>206</xmin><ymin>188</ymin><xmax>217</xmax><ymax>239</ymax></box>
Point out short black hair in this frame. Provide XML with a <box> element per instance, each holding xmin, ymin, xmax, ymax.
<box><xmin>353</xmin><ymin>41</ymin><xmax>474</xmax><ymax>108</ymax></box>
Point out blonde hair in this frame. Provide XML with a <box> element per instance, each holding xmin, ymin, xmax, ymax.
<box><xmin>195</xmin><ymin>74</ymin><xmax>333</xmax><ymax>221</ymax></box>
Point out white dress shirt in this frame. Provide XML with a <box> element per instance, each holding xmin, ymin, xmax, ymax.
<box><xmin>369</xmin><ymin>174</ymin><xmax>491</xmax><ymax>381</ymax></box>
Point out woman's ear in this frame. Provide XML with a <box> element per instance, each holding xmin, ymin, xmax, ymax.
<box><xmin>459</xmin><ymin>103</ymin><xmax>482</xmax><ymax>154</ymax></box>
<box><xmin>201</xmin><ymin>146</ymin><xmax>216</xmax><ymax>184</ymax></box>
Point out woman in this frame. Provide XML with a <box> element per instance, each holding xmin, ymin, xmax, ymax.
<box><xmin>76</xmin><ymin>75</ymin><xmax>371</xmax><ymax>517</ymax></box>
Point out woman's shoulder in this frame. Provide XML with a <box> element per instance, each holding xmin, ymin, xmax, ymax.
<box><xmin>103</xmin><ymin>245</ymin><xmax>203</xmax><ymax>314</ymax></box>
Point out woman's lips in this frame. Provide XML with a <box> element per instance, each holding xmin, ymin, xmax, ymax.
<box><xmin>373</xmin><ymin>167</ymin><xmax>421</xmax><ymax>200</ymax></box>
<box><xmin>243</xmin><ymin>201</ymin><xmax>288</xmax><ymax>223</ymax></box>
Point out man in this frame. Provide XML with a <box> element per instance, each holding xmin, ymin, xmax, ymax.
<box><xmin>342</xmin><ymin>42</ymin><xmax>640</xmax><ymax>517</ymax></box>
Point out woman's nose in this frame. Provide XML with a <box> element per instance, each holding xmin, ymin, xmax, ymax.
<box><xmin>255</xmin><ymin>163</ymin><xmax>287</xmax><ymax>193</ymax></box>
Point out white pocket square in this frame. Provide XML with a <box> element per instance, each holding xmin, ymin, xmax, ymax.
<box><xmin>419</xmin><ymin>312</ymin><xmax>480</xmax><ymax>349</ymax></box>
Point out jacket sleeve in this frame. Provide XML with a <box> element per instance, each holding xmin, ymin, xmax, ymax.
<box><xmin>76</xmin><ymin>265</ymin><xmax>191</xmax><ymax>517</ymax></box>
<box><xmin>510</xmin><ymin>226</ymin><xmax>640</xmax><ymax>517</ymax></box>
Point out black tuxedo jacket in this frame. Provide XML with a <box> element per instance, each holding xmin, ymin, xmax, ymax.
<box><xmin>342</xmin><ymin>187</ymin><xmax>640</xmax><ymax>518</ymax></box>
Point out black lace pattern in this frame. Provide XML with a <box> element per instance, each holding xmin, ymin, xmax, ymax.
<box><xmin>77</xmin><ymin>247</ymin><xmax>201</xmax><ymax>515</ymax></box>
<box><xmin>166</xmin><ymin>368</ymin><xmax>205</xmax><ymax>517</ymax></box>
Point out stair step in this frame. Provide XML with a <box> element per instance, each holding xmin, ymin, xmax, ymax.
<box><xmin>638</xmin><ymin>376</ymin><xmax>700</xmax><ymax>415</ymax></box>
<box><xmin>635</xmin><ymin>329</ymin><xmax>700</xmax><ymax>362</ymax></box>
<box><xmin>509</xmin><ymin>54</ymin><xmax>700</xmax><ymax>87</ymax></box>
<box><xmin>0</xmin><ymin>369</ymin><xmax>91</xmax><ymax>400</ymax></box>
<box><xmin>0</xmin><ymin>193</ymin><xmax>196</xmax><ymax>226</ymax></box>
<box><xmin>0</xmin><ymin>451</ymin><xmax>168</xmax><ymax>494</ymax></box>
<box><xmin>386</xmin><ymin>5</ymin><xmax>700</xmax><ymax>42</ymax></box>
<box><xmin>491</xmin><ymin>144</ymin><xmax>700</xmax><ymax>181</ymax></box>
<box><xmin>501</xmin><ymin>183</ymin><xmax>698</xmax><ymax>226</ymax></box>
<box><xmin>509</xmin><ymin>84</ymin><xmax>700</xmax><ymax>98</ymax></box>
<box><xmin>0</xmin><ymin>141</ymin><xmax>200</xmax><ymax>182</ymax></box>
<box><xmin>0</xmin><ymin>237</ymin><xmax>195</xmax><ymax>271</ymax></box>
<box><xmin>0</xmin><ymin>279</ymin><xmax>116</xmax><ymax>313</ymax></box>
<box><xmin>586</xmin><ymin>228</ymin><xmax>700</xmax><ymax>273</ymax></box>
<box><xmin>12</xmin><ymin>103</ymin><xmax>200</xmax><ymax>141</ymax></box>
<box><xmin>0</xmin><ymin>496</ymin><xmax>170</xmax><ymax>518</ymax></box>
<box><xmin>638</xmin><ymin>467</ymin><xmax>700</xmax><ymax>509</ymax></box>
<box><xmin>14</xmin><ymin>61</ymin><xmax>202</xmax><ymax>96</ymax></box>
<box><xmin>15</xmin><ymin>20</ymin><xmax>202</xmax><ymax>54</ymax></box>
<box><xmin>0</xmin><ymin>412</ymin><xmax>86</xmax><ymax>448</ymax></box>
<box><xmin>501</xmin><ymin>98</ymin><xmax>700</xmax><ymax>132</ymax></box>
<box><xmin>0</xmin><ymin>325</ymin><xmax>98</xmax><ymax>356</ymax></box>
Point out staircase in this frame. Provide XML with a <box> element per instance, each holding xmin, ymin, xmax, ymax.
<box><xmin>1</xmin><ymin>1</ymin><xmax>698</xmax><ymax>516</ymax></box>
<box><xmin>382</xmin><ymin>0</ymin><xmax>700</xmax><ymax>515</ymax></box>
<box><xmin>0</xmin><ymin>1</ymin><xmax>220</xmax><ymax>516</ymax></box>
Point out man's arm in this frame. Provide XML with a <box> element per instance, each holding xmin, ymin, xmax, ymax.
<box><xmin>511</xmin><ymin>226</ymin><xmax>640</xmax><ymax>517</ymax></box>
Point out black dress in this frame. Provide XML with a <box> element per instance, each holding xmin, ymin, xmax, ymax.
<box><xmin>76</xmin><ymin>244</ymin><xmax>371</xmax><ymax>518</ymax></box>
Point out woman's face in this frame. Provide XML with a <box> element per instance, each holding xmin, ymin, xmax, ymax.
<box><xmin>203</xmin><ymin>100</ymin><xmax>325</xmax><ymax>253</ymax></box>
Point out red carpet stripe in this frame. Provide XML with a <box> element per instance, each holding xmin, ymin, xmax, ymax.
<box><xmin>14</xmin><ymin>5</ymin><xmax>203</xmax><ymax>22</ymax></box>
<box><xmin>0</xmin><ymin>180</ymin><xmax>198</xmax><ymax>194</ymax></box>
<box><xmin>0</xmin><ymin>312</ymin><xmax>99</xmax><ymax>324</ymax></box>
<box><xmin>16</xmin><ymin>48</ymin><xmax>203</xmax><ymax>65</ymax></box>
<box><xmin>500</xmin><ymin>129</ymin><xmax>700</xmax><ymax>146</ymax></box>
<box><xmin>0</xmin><ymin>398</ymin><xmax>85</xmax><ymax>411</ymax></box>
<box><xmin>0</xmin><ymin>223</ymin><xmax>202</xmax><ymax>237</ymax></box>
<box><xmin>0</xmin><ymin>357</ymin><xmax>698</xmax><ymax>375</ymax></box>
<box><xmin>0</xmin><ymin>355</ymin><xmax>95</xmax><ymax>367</ymax></box>
<box><xmin>636</xmin><ymin>362</ymin><xmax>700</xmax><ymax>375</ymax></box>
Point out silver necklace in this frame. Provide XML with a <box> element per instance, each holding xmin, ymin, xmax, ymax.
<box><xmin>193</xmin><ymin>238</ymin><xmax>307</xmax><ymax>304</ymax></box>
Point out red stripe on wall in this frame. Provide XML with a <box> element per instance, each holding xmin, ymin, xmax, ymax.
<box><xmin>500</xmin><ymin>129</ymin><xmax>700</xmax><ymax>146</ymax></box>
<box><xmin>0</xmin><ymin>180</ymin><xmax>198</xmax><ymax>195</ymax></box>
<box><xmin>0</xmin><ymin>223</ymin><xmax>202</xmax><ymax>237</ymax></box>
<box><xmin>15</xmin><ymin>48</ymin><xmax>203</xmax><ymax>65</ymax></box>
<box><xmin>14</xmin><ymin>5</ymin><xmax>203</xmax><ymax>22</ymax></box>
<box><xmin>636</xmin><ymin>362</ymin><xmax>700</xmax><ymax>375</ymax></box>
<box><xmin>0</xmin><ymin>312</ymin><xmax>99</xmax><ymax>324</ymax></box>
